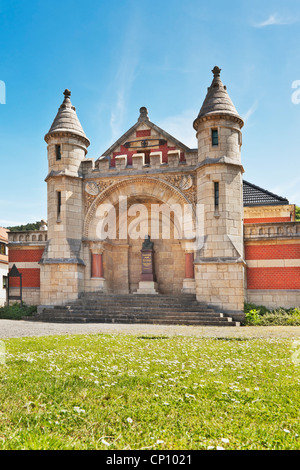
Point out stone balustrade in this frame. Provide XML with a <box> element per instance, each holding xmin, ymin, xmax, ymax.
<box><xmin>8</xmin><ymin>230</ymin><xmax>48</xmax><ymax>245</ymax></box>
<box><xmin>244</xmin><ymin>221</ymin><xmax>300</xmax><ymax>240</ymax></box>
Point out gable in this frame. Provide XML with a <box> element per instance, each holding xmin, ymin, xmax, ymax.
<box><xmin>97</xmin><ymin>108</ymin><xmax>193</xmax><ymax>167</ymax></box>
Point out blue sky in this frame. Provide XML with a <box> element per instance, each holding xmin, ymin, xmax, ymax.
<box><xmin>0</xmin><ymin>0</ymin><xmax>300</xmax><ymax>226</ymax></box>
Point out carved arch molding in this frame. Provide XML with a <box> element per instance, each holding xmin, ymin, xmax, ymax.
<box><xmin>83</xmin><ymin>175</ymin><xmax>197</xmax><ymax>239</ymax></box>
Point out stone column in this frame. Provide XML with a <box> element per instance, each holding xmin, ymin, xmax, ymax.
<box><xmin>180</xmin><ymin>240</ymin><xmax>196</xmax><ymax>294</ymax></box>
<box><xmin>185</xmin><ymin>253</ymin><xmax>195</xmax><ymax>279</ymax></box>
<box><xmin>91</xmin><ymin>253</ymin><xmax>104</xmax><ymax>279</ymax></box>
<box><xmin>89</xmin><ymin>245</ymin><xmax>106</xmax><ymax>291</ymax></box>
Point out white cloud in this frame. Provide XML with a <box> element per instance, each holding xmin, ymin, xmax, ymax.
<box><xmin>158</xmin><ymin>109</ymin><xmax>198</xmax><ymax>149</ymax></box>
<box><xmin>253</xmin><ymin>13</ymin><xmax>298</xmax><ymax>28</ymax></box>
<box><xmin>242</xmin><ymin>100</ymin><xmax>259</xmax><ymax>125</ymax></box>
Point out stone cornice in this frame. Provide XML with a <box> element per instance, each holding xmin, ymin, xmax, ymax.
<box><xmin>193</xmin><ymin>113</ymin><xmax>244</xmax><ymax>130</ymax></box>
<box><xmin>45</xmin><ymin>131</ymin><xmax>90</xmax><ymax>149</ymax></box>
<box><xmin>196</xmin><ymin>156</ymin><xmax>244</xmax><ymax>173</ymax></box>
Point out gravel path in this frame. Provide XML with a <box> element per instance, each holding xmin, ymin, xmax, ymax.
<box><xmin>0</xmin><ymin>319</ymin><xmax>300</xmax><ymax>339</ymax></box>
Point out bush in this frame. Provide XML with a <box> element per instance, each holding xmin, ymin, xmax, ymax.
<box><xmin>0</xmin><ymin>303</ymin><xmax>37</xmax><ymax>320</ymax></box>
<box><xmin>244</xmin><ymin>303</ymin><xmax>300</xmax><ymax>326</ymax></box>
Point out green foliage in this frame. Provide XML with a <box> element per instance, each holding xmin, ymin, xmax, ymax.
<box><xmin>244</xmin><ymin>303</ymin><xmax>300</xmax><ymax>326</ymax></box>
<box><xmin>6</xmin><ymin>222</ymin><xmax>42</xmax><ymax>232</ymax></box>
<box><xmin>0</xmin><ymin>302</ymin><xmax>37</xmax><ymax>320</ymax></box>
<box><xmin>296</xmin><ymin>206</ymin><xmax>300</xmax><ymax>221</ymax></box>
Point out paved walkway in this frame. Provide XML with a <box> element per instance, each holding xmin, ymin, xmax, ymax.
<box><xmin>0</xmin><ymin>319</ymin><xmax>300</xmax><ymax>339</ymax></box>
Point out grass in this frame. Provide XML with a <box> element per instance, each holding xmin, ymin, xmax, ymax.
<box><xmin>0</xmin><ymin>333</ymin><xmax>299</xmax><ymax>450</ymax></box>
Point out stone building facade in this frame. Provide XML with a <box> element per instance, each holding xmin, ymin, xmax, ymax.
<box><xmin>7</xmin><ymin>67</ymin><xmax>300</xmax><ymax>321</ymax></box>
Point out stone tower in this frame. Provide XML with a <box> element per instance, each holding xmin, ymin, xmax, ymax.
<box><xmin>193</xmin><ymin>67</ymin><xmax>245</xmax><ymax>320</ymax></box>
<box><xmin>40</xmin><ymin>89</ymin><xmax>90</xmax><ymax>306</ymax></box>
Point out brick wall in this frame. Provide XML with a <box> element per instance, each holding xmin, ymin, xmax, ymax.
<box><xmin>8</xmin><ymin>268</ymin><xmax>41</xmax><ymax>288</ymax></box>
<box><xmin>8</xmin><ymin>237</ymin><xmax>46</xmax><ymax>305</ymax></box>
<box><xmin>245</xmin><ymin>242</ymin><xmax>300</xmax><ymax>291</ymax></box>
<box><xmin>245</xmin><ymin>244</ymin><xmax>300</xmax><ymax>260</ymax></box>
<box><xmin>247</xmin><ymin>267</ymin><xmax>299</xmax><ymax>290</ymax></box>
<box><xmin>9</xmin><ymin>249</ymin><xmax>45</xmax><ymax>263</ymax></box>
<box><xmin>244</xmin><ymin>217</ymin><xmax>291</xmax><ymax>224</ymax></box>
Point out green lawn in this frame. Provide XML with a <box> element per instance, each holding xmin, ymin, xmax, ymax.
<box><xmin>0</xmin><ymin>333</ymin><xmax>299</xmax><ymax>450</ymax></box>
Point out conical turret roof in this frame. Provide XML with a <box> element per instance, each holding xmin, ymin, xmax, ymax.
<box><xmin>45</xmin><ymin>89</ymin><xmax>90</xmax><ymax>146</ymax></box>
<box><xmin>194</xmin><ymin>67</ymin><xmax>243</xmax><ymax>128</ymax></box>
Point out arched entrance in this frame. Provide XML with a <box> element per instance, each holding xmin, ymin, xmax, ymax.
<box><xmin>84</xmin><ymin>177</ymin><xmax>196</xmax><ymax>295</ymax></box>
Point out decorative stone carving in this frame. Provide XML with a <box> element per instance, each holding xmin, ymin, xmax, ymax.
<box><xmin>85</xmin><ymin>181</ymin><xmax>99</xmax><ymax>196</ymax></box>
<box><xmin>160</xmin><ymin>174</ymin><xmax>196</xmax><ymax>206</ymax></box>
<box><xmin>84</xmin><ymin>179</ymin><xmax>116</xmax><ymax>212</ymax></box>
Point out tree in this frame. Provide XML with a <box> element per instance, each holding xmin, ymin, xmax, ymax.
<box><xmin>6</xmin><ymin>222</ymin><xmax>42</xmax><ymax>232</ymax></box>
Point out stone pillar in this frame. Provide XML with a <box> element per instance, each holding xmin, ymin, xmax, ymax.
<box><xmin>89</xmin><ymin>246</ymin><xmax>106</xmax><ymax>291</ymax></box>
<box><xmin>185</xmin><ymin>253</ymin><xmax>195</xmax><ymax>279</ymax></box>
<box><xmin>180</xmin><ymin>240</ymin><xmax>196</xmax><ymax>294</ymax></box>
<box><xmin>91</xmin><ymin>253</ymin><xmax>103</xmax><ymax>279</ymax></box>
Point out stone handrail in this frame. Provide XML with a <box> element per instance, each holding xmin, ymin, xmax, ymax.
<box><xmin>244</xmin><ymin>221</ymin><xmax>300</xmax><ymax>240</ymax></box>
<box><xmin>8</xmin><ymin>230</ymin><xmax>48</xmax><ymax>244</ymax></box>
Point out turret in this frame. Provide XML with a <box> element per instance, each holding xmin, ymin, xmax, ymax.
<box><xmin>193</xmin><ymin>66</ymin><xmax>244</xmax><ymax>164</ymax></box>
<box><xmin>44</xmin><ymin>89</ymin><xmax>90</xmax><ymax>176</ymax></box>
<box><xmin>194</xmin><ymin>67</ymin><xmax>246</xmax><ymax>322</ymax></box>
<box><xmin>40</xmin><ymin>90</ymin><xmax>90</xmax><ymax>306</ymax></box>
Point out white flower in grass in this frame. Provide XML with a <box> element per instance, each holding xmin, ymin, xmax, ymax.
<box><xmin>101</xmin><ymin>438</ymin><xmax>111</xmax><ymax>447</ymax></box>
<box><xmin>221</xmin><ymin>438</ymin><xmax>229</xmax><ymax>443</ymax></box>
<box><xmin>73</xmin><ymin>406</ymin><xmax>85</xmax><ymax>414</ymax></box>
<box><xmin>216</xmin><ymin>446</ymin><xmax>225</xmax><ymax>450</ymax></box>
<box><xmin>283</xmin><ymin>429</ymin><xmax>290</xmax><ymax>433</ymax></box>
<box><xmin>156</xmin><ymin>440</ymin><xmax>164</xmax><ymax>445</ymax></box>
<box><xmin>127</xmin><ymin>417</ymin><xmax>133</xmax><ymax>423</ymax></box>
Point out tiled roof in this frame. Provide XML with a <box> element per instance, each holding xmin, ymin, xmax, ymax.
<box><xmin>243</xmin><ymin>181</ymin><xmax>289</xmax><ymax>206</ymax></box>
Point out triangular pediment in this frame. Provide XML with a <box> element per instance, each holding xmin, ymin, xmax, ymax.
<box><xmin>97</xmin><ymin>108</ymin><xmax>194</xmax><ymax>167</ymax></box>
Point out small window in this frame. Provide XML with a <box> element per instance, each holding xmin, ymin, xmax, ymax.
<box><xmin>56</xmin><ymin>144</ymin><xmax>62</xmax><ymax>161</ymax></box>
<box><xmin>214</xmin><ymin>182</ymin><xmax>219</xmax><ymax>211</ymax></box>
<box><xmin>0</xmin><ymin>243</ymin><xmax>6</xmax><ymax>255</ymax></box>
<box><xmin>57</xmin><ymin>191</ymin><xmax>62</xmax><ymax>220</ymax></box>
<box><xmin>212</xmin><ymin>129</ymin><xmax>219</xmax><ymax>146</ymax></box>
<box><xmin>3</xmin><ymin>276</ymin><xmax>8</xmax><ymax>289</ymax></box>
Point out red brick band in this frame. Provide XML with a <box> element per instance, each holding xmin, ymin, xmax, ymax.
<box><xmin>245</xmin><ymin>244</ymin><xmax>300</xmax><ymax>260</ymax></box>
<box><xmin>9</xmin><ymin>249</ymin><xmax>44</xmax><ymax>263</ymax></box>
<box><xmin>9</xmin><ymin>268</ymin><xmax>40</xmax><ymax>288</ymax></box>
<box><xmin>136</xmin><ymin>130</ymin><xmax>151</xmax><ymax>138</ymax></box>
<box><xmin>244</xmin><ymin>217</ymin><xmax>291</xmax><ymax>224</ymax></box>
<box><xmin>247</xmin><ymin>267</ymin><xmax>300</xmax><ymax>290</ymax></box>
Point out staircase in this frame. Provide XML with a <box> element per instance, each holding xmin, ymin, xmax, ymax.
<box><xmin>28</xmin><ymin>293</ymin><xmax>240</xmax><ymax>326</ymax></box>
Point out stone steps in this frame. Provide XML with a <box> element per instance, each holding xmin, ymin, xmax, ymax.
<box><xmin>28</xmin><ymin>293</ymin><xmax>241</xmax><ymax>327</ymax></box>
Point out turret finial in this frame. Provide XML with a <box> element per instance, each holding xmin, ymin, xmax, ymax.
<box><xmin>212</xmin><ymin>66</ymin><xmax>221</xmax><ymax>78</ymax></box>
<box><xmin>64</xmin><ymin>89</ymin><xmax>71</xmax><ymax>99</ymax></box>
